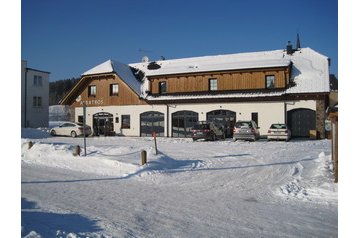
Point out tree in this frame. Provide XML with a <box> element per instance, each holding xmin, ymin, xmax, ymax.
<box><xmin>49</xmin><ymin>77</ymin><xmax>79</xmax><ymax>105</ymax></box>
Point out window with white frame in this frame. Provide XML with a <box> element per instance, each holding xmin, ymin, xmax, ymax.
<box><xmin>110</xmin><ymin>84</ymin><xmax>119</xmax><ymax>96</ymax></box>
<box><xmin>88</xmin><ymin>85</ymin><xmax>96</xmax><ymax>97</ymax></box>
<box><xmin>265</xmin><ymin>75</ymin><xmax>275</xmax><ymax>89</ymax></box>
<box><xmin>159</xmin><ymin>81</ymin><xmax>167</xmax><ymax>94</ymax></box>
<box><xmin>209</xmin><ymin>78</ymin><xmax>218</xmax><ymax>91</ymax></box>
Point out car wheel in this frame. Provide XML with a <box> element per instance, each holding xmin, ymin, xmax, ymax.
<box><xmin>232</xmin><ymin>138</ymin><xmax>237</xmax><ymax>142</ymax></box>
<box><xmin>50</xmin><ymin>130</ymin><xmax>56</xmax><ymax>136</ymax></box>
<box><xmin>193</xmin><ymin>138</ymin><xmax>197</xmax><ymax>142</ymax></box>
<box><xmin>71</xmin><ymin>131</ymin><xmax>77</xmax><ymax>138</ymax></box>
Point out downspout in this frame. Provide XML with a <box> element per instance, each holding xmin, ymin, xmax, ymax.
<box><xmin>284</xmin><ymin>102</ymin><xmax>287</xmax><ymax>124</ymax></box>
<box><xmin>166</xmin><ymin>104</ymin><xmax>169</xmax><ymax>137</ymax></box>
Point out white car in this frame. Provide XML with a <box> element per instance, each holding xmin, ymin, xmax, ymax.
<box><xmin>50</xmin><ymin>122</ymin><xmax>92</xmax><ymax>138</ymax></box>
<box><xmin>267</xmin><ymin>123</ymin><xmax>291</xmax><ymax>141</ymax></box>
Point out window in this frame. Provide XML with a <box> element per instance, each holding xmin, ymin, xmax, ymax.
<box><xmin>121</xmin><ymin>115</ymin><xmax>130</xmax><ymax>129</ymax></box>
<box><xmin>251</xmin><ymin>112</ymin><xmax>258</xmax><ymax>126</ymax></box>
<box><xmin>115</xmin><ymin>117</ymin><xmax>119</xmax><ymax>123</ymax></box>
<box><xmin>33</xmin><ymin>75</ymin><xmax>43</xmax><ymax>86</ymax></box>
<box><xmin>110</xmin><ymin>84</ymin><xmax>119</xmax><ymax>96</ymax></box>
<box><xmin>88</xmin><ymin>85</ymin><xmax>96</xmax><ymax>97</ymax></box>
<box><xmin>159</xmin><ymin>81</ymin><xmax>167</xmax><ymax>94</ymax></box>
<box><xmin>209</xmin><ymin>78</ymin><xmax>218</xmax><ymax>91</ymax></box>
<box><xmin>78</xmin><ymin>116</ymin><xmax>84</xmax><ymax>123</ymax></box>
<box><xmin>32</xmin><ymin>96</ymin><xmax>42</xmax><ymax>107</ymax></box>
<box><xmin>265</xmin><ymin>75</ymin><xmax>275</xmax><ymax>89</ymax></box>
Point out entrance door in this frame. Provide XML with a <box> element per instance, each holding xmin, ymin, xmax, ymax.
<box><xmin>93</xmin><ymin>112</ymin><xmax>114</xmax><ymax>136</ymax></box>
<box><xmin>287</xmin><ymin>108</ymin><xmax>316</xmax><ymax>137</ymax></box>
<box><xmin>172</xmin><ymin>110</ymin><xmax>198</xmax><ymax>138</ymax></box>
<box><xmin>207</xmin><ymin>110</ymin><xmax>236</xmax><ymax>138</ymax></box>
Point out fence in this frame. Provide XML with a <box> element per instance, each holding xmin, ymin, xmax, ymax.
<box><xmin>331</xmin><ymin>116</ymin><xmax>338</xmax><ymax>183</ymax></box>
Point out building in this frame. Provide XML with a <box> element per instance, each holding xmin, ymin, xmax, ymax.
<box><xmin>60</xmin><ymin>45</ymin><xmax>330</xmax><ymax>138</ymax></box>
<box><xmin>21</xmin><ymin>60</ymin><xmax>50</xmax><ymax>128</ymax></box>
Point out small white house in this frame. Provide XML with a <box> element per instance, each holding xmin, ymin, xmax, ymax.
<box><xmin>21</xmin><ymin>60</ymin><xmax>50</xmax><ymax>128</ymax></box>
<box><xmin>60</xmin><ymin>46</ymin><xmax>330</xmax><ymax>138</ymax></box>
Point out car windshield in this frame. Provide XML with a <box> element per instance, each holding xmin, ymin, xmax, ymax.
<box><xmin>75</xmin><ymin>122</ymin><xmax>84</xmax><ymax>127</ymax></box>
<box><xmin>235</xmin><ymin>121</ymin><xmax>252</xmax><ymax>128</ymax></box>
<box><xmin>193</xmin><ymin>124</ymin><xmax>210</xmax><ymax>130</ymax></box>
<box><xmin>270</xmin><ymin>124</ymin><xmax>287</xmax><ymax>129</ymax></box>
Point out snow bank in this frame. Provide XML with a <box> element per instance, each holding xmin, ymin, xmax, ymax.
<box><xmin>20</xmin><ymin>136</ymin><xmax>203</xmax><ymax>178</ymax></box>
<box><xmin>21</xmin><ymin>140</ymin><xmax>140</xmax><ymax>177</ymax></box>
<box><xmin>278</xmin><ymin>152</ymin><xmax>337</xmax><ymax>203</ymax></box>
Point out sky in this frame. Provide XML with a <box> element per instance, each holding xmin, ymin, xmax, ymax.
<box><xmin>21</xmin><ymin>0</ymin><xmax>338</xmax><ymax>82</ymax></box>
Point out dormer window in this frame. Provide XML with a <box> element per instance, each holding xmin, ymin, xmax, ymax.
<box><xmin>209</xmin><ymin>78</ymin><xmax>218</xmax><ymax>91</ymax></box>
<box><xmin>159</xmin><ymin>81</ymin><xmax>167</xmax><ymax>94</ymax></box>
<box><xmin>265</xmin><ymin>75</ymin><xmax>275</xmax><ymax>89</ymax></box>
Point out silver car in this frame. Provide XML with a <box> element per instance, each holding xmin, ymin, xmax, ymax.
<box><xmin>267</xmin><ymin>123</ymin><xmax>291</xmax><ymax>141</ymax></box>
<box><xmin>50</xmin><ymin>122</ymin><xmax>92</xmax><ymax>137</ymax></box>
<box><xmin>233</xmin><ymin>120</ymin><xmax>260</xmax><ymax>141</ymax></box>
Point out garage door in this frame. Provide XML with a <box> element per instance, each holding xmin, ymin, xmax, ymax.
<box><xmin>172</xmin><ymin>110</ymin><xmax>198</xmax><ymax>138</ymax></box>
<box><xmin>207</xmin><ymin>110</ymin><xmax>236</xmax><ymax>138</ymax></box>
<box><xmin>140</xmin><ymin>111</ymin><xmax>164</xmax><ymax>137</ymax></box>
<box><xmin>287</xmin><ymin>108</ymin><xmax>316</xmax><ymax>137</ymax></box>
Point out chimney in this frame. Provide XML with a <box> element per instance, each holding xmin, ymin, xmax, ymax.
<box><xmin>296</xmin><ymin>33</ymin><xmax>301</xmax><ymax>49</ymax></box>
<box><xmin>286</xmin><ymin>41</ymin><xmax>294</xmax><ymax>55</ymax></box>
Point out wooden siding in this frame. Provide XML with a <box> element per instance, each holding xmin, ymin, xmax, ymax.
<box><xmin>68</xmin><ymin>74</ymin><xmax>147</xmax><ymax>107</ymax></box>
<box><xmin>149</xmin><ymin>67</ymin><xmax>290</xmax><ymax>94</ymax></box>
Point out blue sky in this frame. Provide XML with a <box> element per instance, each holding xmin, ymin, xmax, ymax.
<box><xmin>21</xmin><ymin>0</ymin><xmax>338</xmax><ymax>81</ymax></box>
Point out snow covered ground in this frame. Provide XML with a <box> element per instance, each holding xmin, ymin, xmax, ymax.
<box><xmin>21</xmin><ymin>128</ymin><xmax>337</xmax><ymax>237</ymax></box>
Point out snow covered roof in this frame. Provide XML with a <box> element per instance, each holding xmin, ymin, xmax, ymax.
<box><xmin>130</xmin><ymin>47</ymin><xmax>330</xmax><ymax>100</ymax></box>
<box><xmin>130</xmin><ymin>57</ymin><xmax>291</xmax><ymax>77</ymax></box>
<box><xmin>82</xmin><ymin>59</ymin><xmax>141</xmax><ymax>95</ymax></box>
<box><xmin>79</xmin><ymin>48</ymin><xmax>329</xmax><ymax>101</ymax></box>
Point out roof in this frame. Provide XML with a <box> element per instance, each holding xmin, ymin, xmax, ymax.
<box><xmin>130</xmin><ymin>56</ymin><xmax>291</xmax><ymax>77</ymax></box>
<box><xmin>26</xmin><ymin>67</ymin><xmax>51</xmax><ymax>74</ymax></box>
<box><xmin>82</xmin><ymin>59</ymin><xmax>141</xmax><ymax>95</ymax></box>
<box><xmin>129</xmin><ymin>47</ymin><xmax>330</xmax><ymax>100</ymax></box>
<box><xmin>77</xmin><ymin>48</ymin><xmax>329</xmax><ymax>102</ymax></box>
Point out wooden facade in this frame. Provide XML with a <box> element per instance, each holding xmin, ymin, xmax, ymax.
<box><xmin>61</xmin><ymin>73</ymin><xmax>147</xmax><ymax>107</ymax></box>
<box><xmin>149</xmin><ymin>66</ymin><xmax>290</xmax><ymax>95</ymax></box>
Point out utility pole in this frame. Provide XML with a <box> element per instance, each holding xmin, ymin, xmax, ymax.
<box><xmin>83</xmin><ymin>103</ymin><xmax>87</xmax><ymax>156</ymax></box>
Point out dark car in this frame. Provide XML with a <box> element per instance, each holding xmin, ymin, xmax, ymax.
<box><xmin>233</xmin><ymin>120</ymin><xmax>260</xmax><ymax>141</ymax></box>
<box><xmin>191</xmin><ymin>121</ymin><xmax>225</xmax><ymax>141</ymax></box>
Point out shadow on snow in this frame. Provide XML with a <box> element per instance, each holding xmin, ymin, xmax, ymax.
<box><xmin>21</xmin><ymin>198</ymin><xmax>102</xmax><ymax>237</ymax></box>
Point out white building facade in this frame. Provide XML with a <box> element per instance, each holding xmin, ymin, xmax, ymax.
<box><xmin>21</xmin><ymin>60</ymin><xmax>50</xmax><ymax>128</ymax></box>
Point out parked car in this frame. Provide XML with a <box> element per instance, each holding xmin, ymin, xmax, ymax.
<box><xmin>233</xmin><ymin>120</ymin><xmax>260</xmax><ymax>141</ymax></box>
<box><xmin>267</xmin><ymin>123</ymin><xmax>291</xmax><ymax>141</ymax></box>
<box><xmin>191</xmin><ymin>121</ymin><xmax>225</xmax><ymax>141</ymax></box>
<box><xmin>50</xmin><ymin>122</ymin><xmax>92</xmax><ymax>137</ymax></box>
